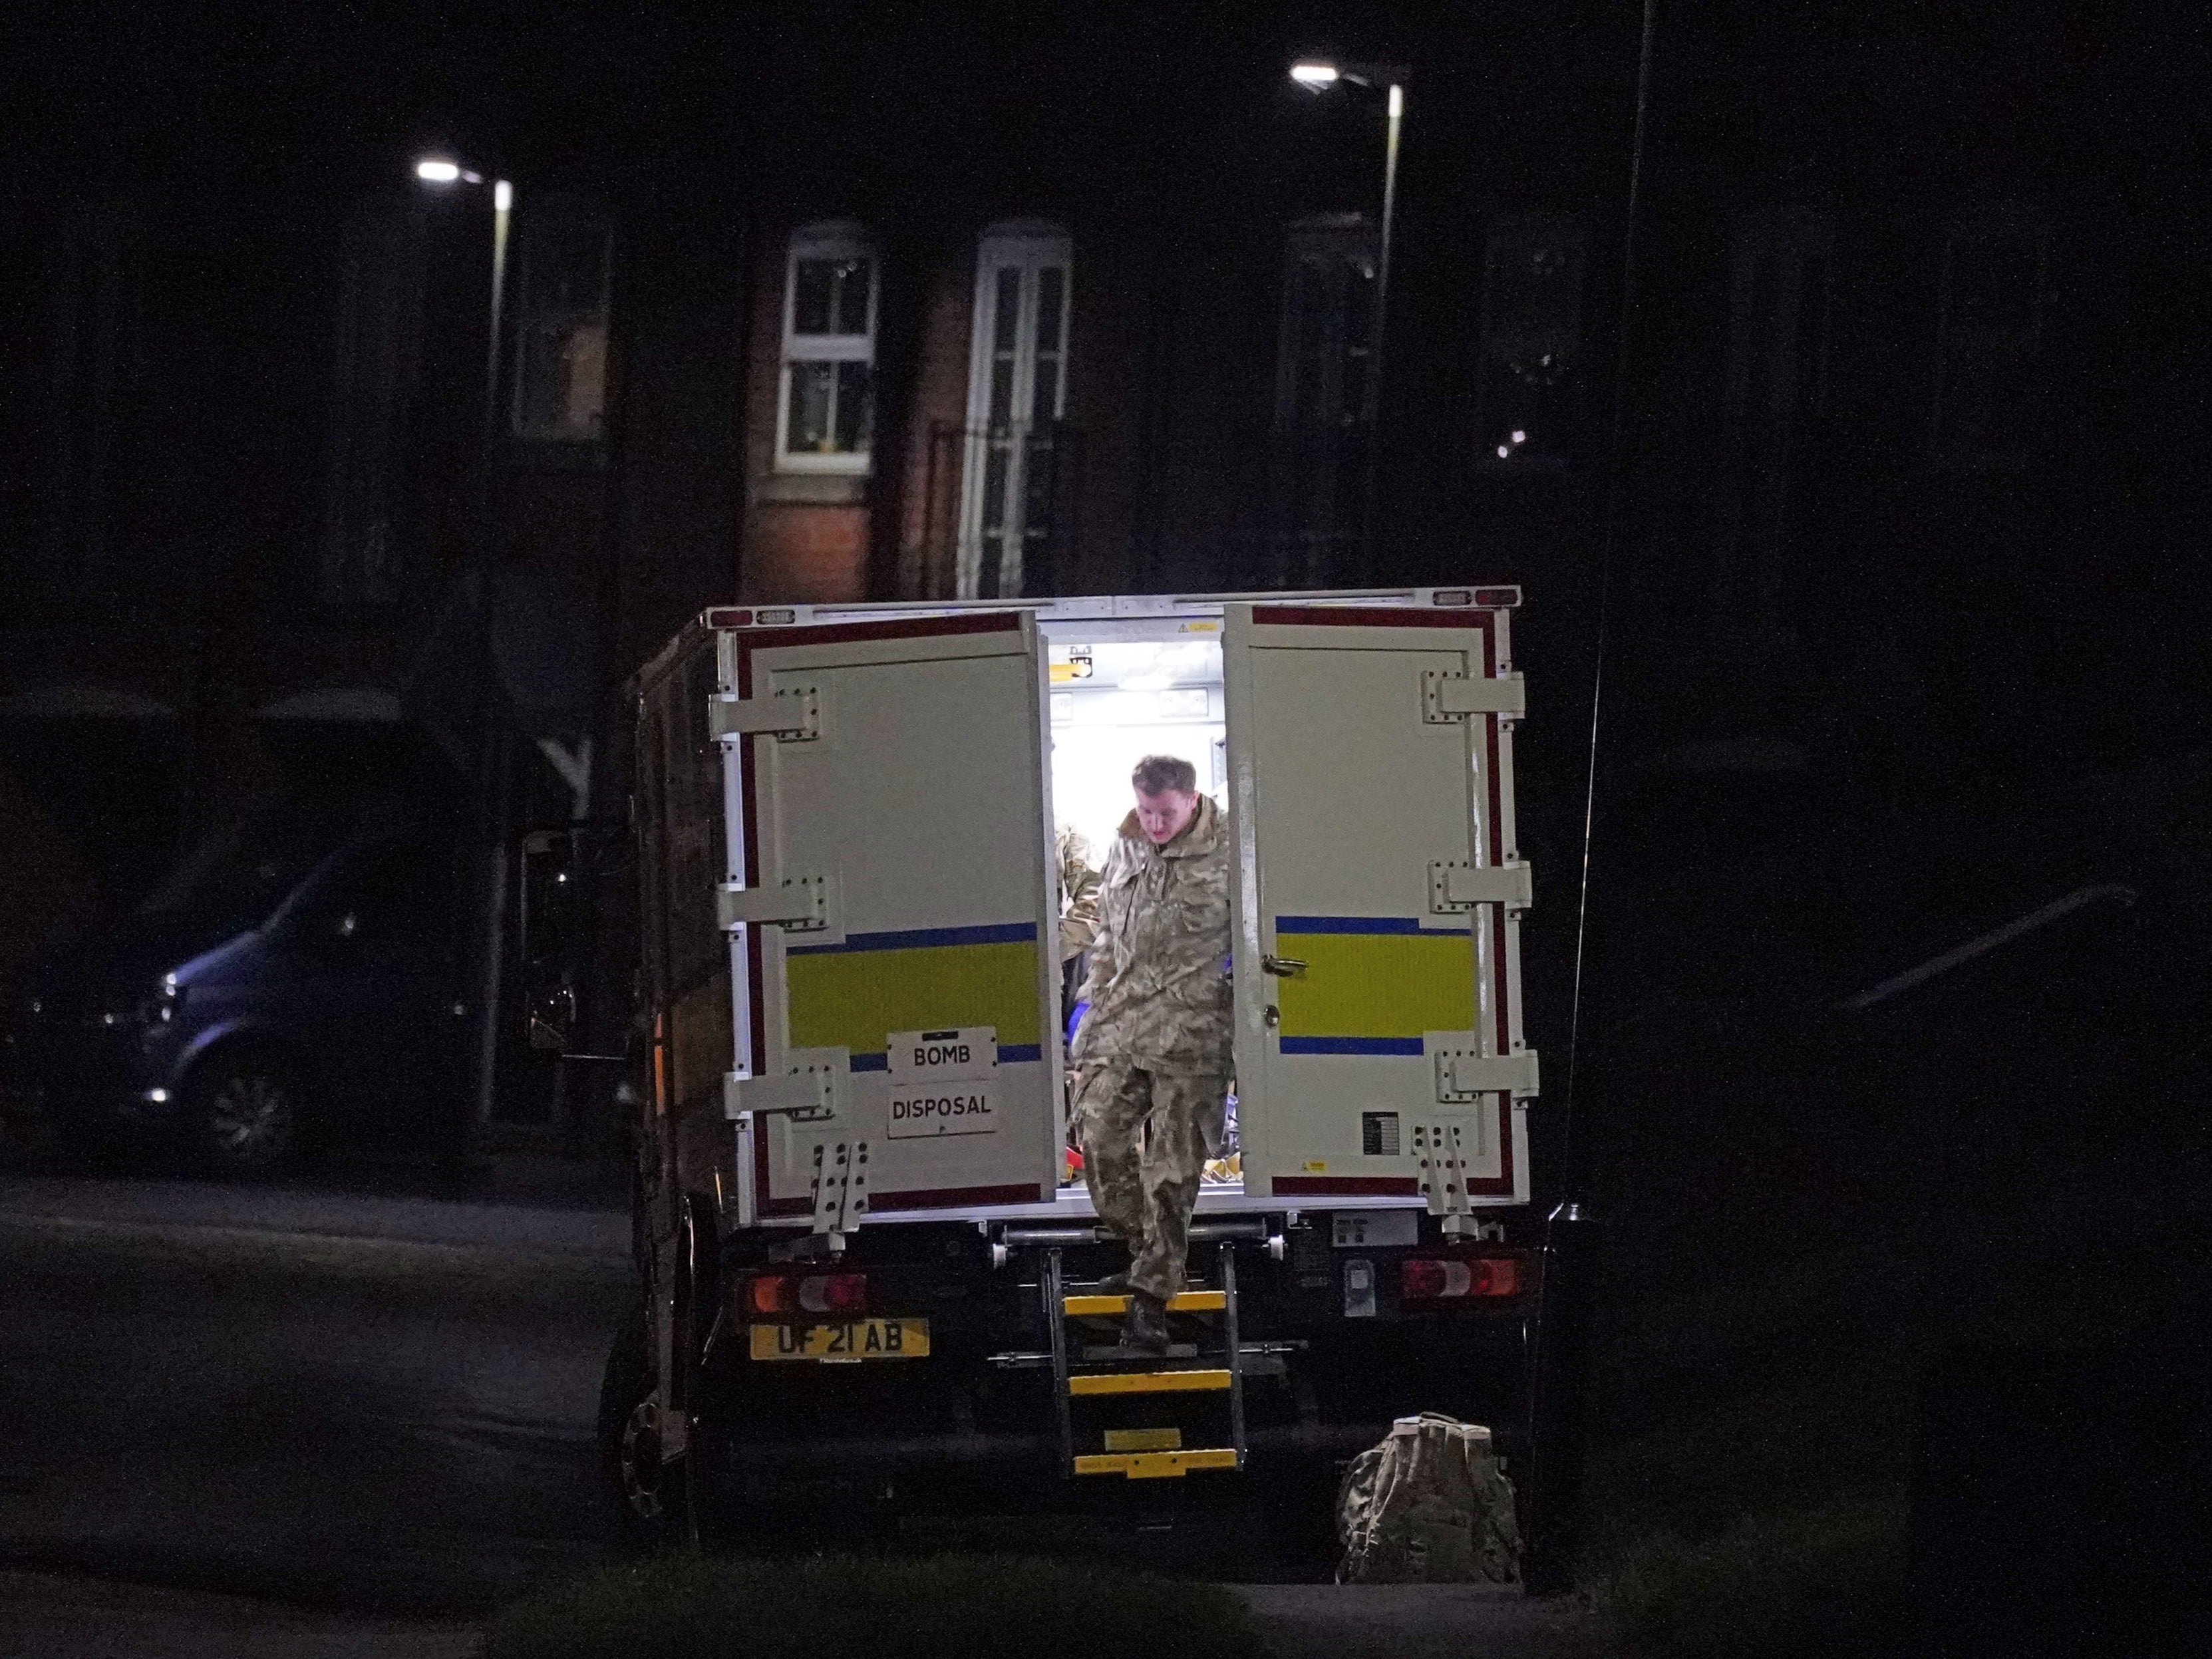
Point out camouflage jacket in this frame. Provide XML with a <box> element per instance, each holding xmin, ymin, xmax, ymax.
<box><xmin>1056</xmin><ymin>826</ymin><xmax>1102</xmax><ymax>963</ymax></box>
<box><xmin>1071</xmin><ymin>795</ymin><xmax>1234</xmax><ymax>1072</ymax></box>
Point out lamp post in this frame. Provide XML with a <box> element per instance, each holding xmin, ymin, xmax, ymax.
<box><xmin>415</xmin><ymin>159</ymin><xmax>513</xmax><ymax>468</ymax></box>
<box><xmin>416</xmin><ymin>156</ymin><xmax>516</xmax><ymax>1139</ymax></box>
<box><xmin>1291</xmin><ymin>59</ymin><xmax>1408</xmax><ymax>583</ymax></box>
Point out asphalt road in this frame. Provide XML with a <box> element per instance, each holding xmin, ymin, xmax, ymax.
<box><xmin>0</xmin><ymin>1168</ymin><xmax>634</xmax><ymax>1615</ymax></box>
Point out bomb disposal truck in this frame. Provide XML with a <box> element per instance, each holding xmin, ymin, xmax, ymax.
<box><xmin>598</xmin><ymin>585</ymin><xmax>1539</xmax><ymax>1540</ymax></box>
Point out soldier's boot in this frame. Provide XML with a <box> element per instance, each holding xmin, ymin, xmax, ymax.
<box><xmin>1090</xmin><ymin>1269</ymin><xmax>1136</xmax><ymax>1296</ymax></box>
<box><xmin>1119</xmin><ymin>1290</ymin><xmax>1170</xmax><ymax>1356</ymax></box>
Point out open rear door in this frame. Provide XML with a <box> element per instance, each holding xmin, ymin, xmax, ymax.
<box><xmin>716</xmin><ymin>612</ymin><xmax>1058</xmax><ymax>1229</ymax></box>
<box><xmin>1224</xmin><ymin>601</ymin><xmax>1534</xmax><ymax>1216</ymax></box>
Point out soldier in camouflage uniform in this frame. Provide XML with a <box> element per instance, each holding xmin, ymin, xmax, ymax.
<box><xmin>1069</xmin><ymin>755</ymin><xmax>1233</xmax><ymax>1354</ymax></box>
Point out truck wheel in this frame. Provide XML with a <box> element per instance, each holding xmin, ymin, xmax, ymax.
<box><xmin>188</xmin><ymin>1054</ymin><xmax>300</xmax><ymax>1176</ymax></box>
<box><xmin>598</xmin><ymin>1300</ymin><xmax>687</xmax><ymax>1551</ymax></box>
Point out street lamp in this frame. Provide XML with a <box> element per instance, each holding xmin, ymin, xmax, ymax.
<box><xmin>414</xmin><ymin>158</ymin><xmax>513</xmax><ymax>461</ymax></box>
<box><xmin>416</xmin><ymin>154</ymin><xmax>517</xmax><ymax>1137</ymax></box>
<box><xmin>1290</xmin><ymin>59</ymin><xmax>1407</xmax><ymax>581</ymax></box>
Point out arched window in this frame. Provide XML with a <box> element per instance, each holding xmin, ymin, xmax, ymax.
<box><xmin>777</xmin><ymin>220</ymin><xmax>877</xmax><ymax>473</ymax></box>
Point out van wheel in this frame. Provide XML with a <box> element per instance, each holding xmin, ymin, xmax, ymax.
<box><xmin>189</xmin><ymin>1055</ymin><xmax>299</xmax><ymax>1175</ymax></box>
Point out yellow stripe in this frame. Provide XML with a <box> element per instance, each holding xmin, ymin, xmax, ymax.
<box><xmin>1073</xmin><ymin>1448</ymin><xmax>1240</xmax><ymax>1478</ymax></box>
<box><xmin>1063</xmin><ymin>1290</ymin><xmax>1226</xmax><ymax>1316</ymax></box>
<box><xmin>1070</xmin><ymin>1370</ymin><xmax>1231</xmax><ymax>1396</ymax></box>
<box><xmin>786</xmin><ymin>941</ymin><xmax>1042</xmax><ymax>1055</ymax></box>
<box><xmin>1103</xmin><ymin>1428</ymin><xmax>1183</xmax><ymax>1452</ymax></box>
<box><xmin>1275</xmin><ymin>932</ymin><xmax>1474</xmax><ymax>1039</ymax></box>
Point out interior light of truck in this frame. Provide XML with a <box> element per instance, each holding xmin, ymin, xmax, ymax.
<box><xmin>798</xmin><ymin>1273</ymin><xmax>868</xmax><ymax>1314</ymax></box>
<box><xmin>746</xmin><ymin>1274</ymin><xmax>794</xmax><ymax>1315</ymax></box>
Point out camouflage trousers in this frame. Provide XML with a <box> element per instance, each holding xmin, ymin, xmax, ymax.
<box><xmin>1074</xmin><ymin>1062</ymin><xmax>1229</xmax><ymax>1302</ymax></box>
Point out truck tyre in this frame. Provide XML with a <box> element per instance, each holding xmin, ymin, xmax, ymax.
<box><xmin>186</xmin><ymin>1051</ymin><xmax>299</xmax><ymax>1177</ymax></box>
<box><xmin>597</xmin><ymin>1300</ymin><xmax>687</xmax><ymax>1551</ymax></box>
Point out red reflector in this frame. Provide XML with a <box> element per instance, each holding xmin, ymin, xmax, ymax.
<box><xmin>746</xmin><ymin>1274</ymin><xmax>793</xmax><ymax>1315</ymax></box>
<box><xmin>799</xmin><ymin>1272</ymin><xmax>867</xmax><ymax>1314</ymax></box>
<box><xmin>1472</xmin><ymin>587</ymin><xmax>1520</xmax><ymax>608</ymax></box>
<box><xmin>706</xmin><ymin>607</ymin><xmax>754</xmax><ymax>629</ymax></box>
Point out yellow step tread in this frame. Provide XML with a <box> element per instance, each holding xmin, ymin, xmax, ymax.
<box><xmin>1074</xmin><ymin>1448</ymin><xmax>1240</xmax><ymax>1479</ymax></box>
<box><xmin>1064</xmin><ymin>1290</ymin><xmax>1227</xmax><ymax>1316</ymax></box>
<box><xmin>1069</xmin><ymin>1368</ymin><xmax>1232</xmax><ymax>1396</ymax></box>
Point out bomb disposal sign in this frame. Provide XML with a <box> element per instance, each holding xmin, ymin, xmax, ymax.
<box><xmin>883</xmin><ymin>1027</ymin><xmax>999</xmax><ymax>1139</ymax></box>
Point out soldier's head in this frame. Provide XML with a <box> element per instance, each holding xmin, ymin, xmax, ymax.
<box><xmin>1131</xmin><ymin>755</ymin><xmax>1201</xmax><ymax>845</ymax></box>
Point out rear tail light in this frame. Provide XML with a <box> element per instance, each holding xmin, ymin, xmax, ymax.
<box><xmin>741</xmin><ymin>1271</ymin><xmax>870</xmax><ymax>1316</ymax></box>
<box><xmin>798</xmin><ymin>1272</ymin><xmax>868</xmax><ymax>1314</ymax></box>
<box><xmin>1400</xmin><ymin>1253</ymin><xmax>1525</xmax><ymax>1302</ymax></box>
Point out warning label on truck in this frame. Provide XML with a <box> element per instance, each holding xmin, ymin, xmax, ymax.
<box><xmin>886</xmin><ymin>1086</ymin><xmax>997</xmax><ymax>1138</ymax></box>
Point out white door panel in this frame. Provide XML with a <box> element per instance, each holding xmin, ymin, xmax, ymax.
<box><xmin>722</xmin><ymin>614</ymin><xmax>1058</xmax><ymax>1223</ymax></box>
<box><xmin>1224</xmin><ymin>605</ymin><xmax>1533</xmax><ymax>1211</ymax></box>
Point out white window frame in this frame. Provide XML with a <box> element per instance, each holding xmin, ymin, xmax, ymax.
<box><xmin>775</xmin><ymin>220</ymin><xmax>877</xmax><ymax>475</ymax></box>
<box><xmin>956</xmin><ymin>221</ymin><xmax>1073</xmax><ymax>598</ymax></box>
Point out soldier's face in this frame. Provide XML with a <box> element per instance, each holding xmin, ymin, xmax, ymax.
<box><xmin>1135</xmin><ymin>788</ymin><xmax>1199</xmax><ymax>845</ymax></box>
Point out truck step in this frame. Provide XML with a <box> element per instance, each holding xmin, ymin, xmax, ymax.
<box><xmin>1070</xmin><ymin>1368</ymin><xmax>1231</xmax><ymax>1396</ymax></box>
<box><xmin>1063</xmin><ymin>1289</ymin><xmax>1227</xmax><ymax>1316</ymax></box>
<box><xmin>1072</xmin><ymin>1447</ymin><xmax>1239</xmax><ymax>1479</ymax></box>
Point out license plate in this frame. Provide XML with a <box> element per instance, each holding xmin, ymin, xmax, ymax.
<box><xmin>749</xmin><ymin>1319</ymin><xmax>931</xmax><ymax>1362</ymax></box>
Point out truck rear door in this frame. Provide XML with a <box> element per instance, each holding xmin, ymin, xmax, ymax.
<box><xmin>717</xmin><ymin>611</ymin><xmax>1059</xmax><ymax>1227</ymax></box>
<box><xmin>1223</xmin><ymin>601</ymin><xmax>1533</xmax><ymax>1214</ymax></box>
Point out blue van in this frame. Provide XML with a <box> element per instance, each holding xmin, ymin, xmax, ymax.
<box><xmin>0</xmin><ymin>803</ymin><xmax>470</xmax><ymax>1173</ymax></box>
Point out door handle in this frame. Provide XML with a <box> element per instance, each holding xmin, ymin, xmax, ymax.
<box><xmin>1261</xmin><ymin>955</ymin><xmax>1307</xmax><ymax>978</ymax></box>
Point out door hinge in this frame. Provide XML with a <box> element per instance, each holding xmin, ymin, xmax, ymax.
<box><xmin>1429</xmin><ymin>1044</ymin><xmax>1540</xmax><ymax>1103</ymax></box>
<box><xmin>709</xmin><ymin>684</ymin><xmax>820</xmax><ymax>742</ymax></box>
<box><xmin>1428</xmin><ymin>859</ymin><xmax>1533</xmax><ymax>913</ymax></box>
<box><xmin>1422</xmin><ymin>669</ymin><xmax>1526</xmax><ymax>723</ymax></box>
<box><xmin>718</xmin><ymin>875</ymin><xmax>828</xmax><ymax>932</ymax></box>
<box><xmin>1414</xmin><ymin>1119</ymin><xmax>1482</xmax><ymax>1218</ymax></box>
<box><xmin>723</xmin><ymin>1064</ymin><xmax>838</xmax><ymax>1124</ymax></box>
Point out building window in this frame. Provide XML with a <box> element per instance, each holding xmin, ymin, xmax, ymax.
<box><xmin>1268</xmin><ymin>214</ymin><xmax>1376</xmax><ymax>586</ymax></box>
<box><xmin>955</xmin><ymin>221</ymin><xmax>1072</xmax><ymax>598</ymax></box>
<box><xmin>1474</xmin><ymin>216</ymin><xmax>1589</xmax><ymax>471</ymax></box>
<box><xmin>776</xmin><ymin>222</ymin><xmax>876</xmax><ymax>474</ymax></box>
<box><xmin>1931</xmin><ymin>208</ymin><xmax>2048</xmax><ymax>469</ymax></box>
<box><xmin>511</xmin><ymin>206</ymin><xmax>612</xmax><ymax>445</ymax></box>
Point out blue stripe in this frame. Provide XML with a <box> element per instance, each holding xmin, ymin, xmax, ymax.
<box><xmin>1280</xmin><ymin>1036</ymin><xmax>1427</xmax><ymax>1056</ymax></box>
<box><xmin>788</xmin><ymin>921</ymin><xmax>1039</xmax><ymax>956</ymax></box>
<box><xmin>1276</xmin><ymin>915</ymin><xmax>1424</xmax><ymax>935</ymax></box>
<box><xmin>848</xmin><ymin>1042</ymin><xmax>1042</xmax><ymax>1072</ymax></box>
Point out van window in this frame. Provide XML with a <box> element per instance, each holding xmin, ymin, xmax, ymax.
<box><xmin>292</xmin><ymin>837</ymin><xmax>457</xmax><ymax>950</ymax></box>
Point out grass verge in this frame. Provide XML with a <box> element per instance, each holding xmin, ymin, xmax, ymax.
<box><xmin>481</xmin><ymin>1553</ymin><xmax>1270</xmax><ymax>1659</ymax></box>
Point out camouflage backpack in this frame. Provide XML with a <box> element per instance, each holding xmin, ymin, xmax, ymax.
<box><xmin>1335</xmin><ymin>1413</ymin><xmax>1522</xmax><ymax>1584</ymax></box>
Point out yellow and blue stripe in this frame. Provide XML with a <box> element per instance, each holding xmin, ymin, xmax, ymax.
<box><xmin>1273</xmin><ymin>916</ymin><xmax>1474</xmax><ymax>1056</ymax></box>
<box><xmin>786</xmin><ymin>921</ymin><xmax>1045</xmax><ymax>1069</ymax></box>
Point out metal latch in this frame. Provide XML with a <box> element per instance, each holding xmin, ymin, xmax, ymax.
<box><xmin>1428</xmin><ymin>860</ymin><xmax>1533</xmax><ymax>913</ymax></box>
<box><xmin>1430</xmin><ymin>1046</ymin><xmax>1540</xmax><ymax>1102</ymax></box>
<box><xmin>1261</xmin><ymin>955</ymin><xmax>1307</xmax><ymax>978</ymax></box>
<box><xmin>1422</xmin><ymin>670</ymin><xmax>1526</xmax><ymax>723</ymax></box>
<box><xmin>1414</xmin><ymin>1120</ymin><xmax>1479</xmax><ymax>1217</ymax></box>
<box><xmin>718</xmin><ymin>876</ymin><xmax>828</xmax><ymax>932</ymax></box>
<box><xmin>723</xmin><ymin>1066</ymin><xmax>836</xmax><ymax>1123</ymax></box>
<box><xmin>709</xmin><ymin>684</ymin><xmax>820</xmax><ymax>742</ymax></box>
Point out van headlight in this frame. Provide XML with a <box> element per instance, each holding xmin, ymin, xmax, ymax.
<box><xmin>130</xmin><ymin>978</ymin><xmax>187</xmax><ymax>1026</ymax></box>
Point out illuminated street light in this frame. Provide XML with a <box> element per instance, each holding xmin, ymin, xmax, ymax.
<box><xmin>1287</xmin><ymin>58</ymin><xmax>1409</xmax><ymax>581</ymax></box>
<box><xmin>413</xmin><ymin>151</ymin><xmax>517</xmax><ymax>1134</ymax></box>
